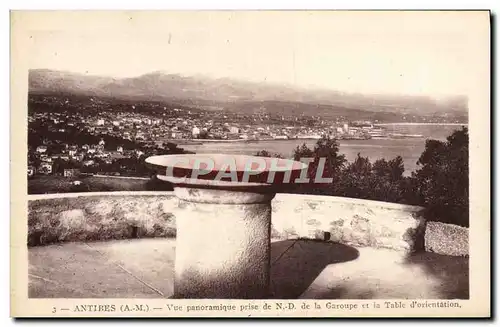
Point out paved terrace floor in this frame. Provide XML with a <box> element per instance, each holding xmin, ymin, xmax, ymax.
<box><xmin>28</xmin><ymin>238</ymin><xmax>469</xmax><ymax>299</ymax></box>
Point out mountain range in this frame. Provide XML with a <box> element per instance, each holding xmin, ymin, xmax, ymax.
<box><xmin>28</xmin><ymin>69</ymin><xmax>468</xmax><ymax>118</ymax></box>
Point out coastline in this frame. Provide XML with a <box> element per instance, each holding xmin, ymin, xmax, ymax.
<box><xmin>374</xmin><ymin>122</ymin><xmax>468</xmax><ymax>126</ymax></box>
<box><xmin>157</xmin><ymin>123</ymin><xmax>465</xmax><ymax>146</ymax></box>
<box><xmin>160</xmin><ymin>138</ymin><xmax>325</xmax><ymax>145</ymax></box>
<box><xmin>160</xmin><ymin>136</ymin><xmax>424</xmax><ymax>145</ymax></box>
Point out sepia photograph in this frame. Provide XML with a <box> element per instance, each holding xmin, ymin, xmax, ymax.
<box><xmin>10</xmin><ymin>10</ymin><xmax>490</xmax><ymax>317</ymax></box>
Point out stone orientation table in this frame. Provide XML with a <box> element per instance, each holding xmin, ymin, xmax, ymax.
<box><xmin>145</xmin><ymin>154</ymin><xmax>307</xmax><ymax>299</ymax></box>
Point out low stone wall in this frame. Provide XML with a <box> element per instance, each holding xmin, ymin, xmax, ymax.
<box><xmin>272</xmin><ymin>194</ymin><xmax>425</xmax><ymax>253</ymax></box>
<box><xmin>28</xmin><ymin>192</ymin><xmax>177</xmax><ymax>246</ymax></box>
<box><xmin>424</xmin><ymin>221</ymin><xmax>469</xmax><ymax>257</ymax></box>
<box><xmin>28</xmin><ymin>192</ymin><xmax>426</xmax><ymax>253</ymax></box>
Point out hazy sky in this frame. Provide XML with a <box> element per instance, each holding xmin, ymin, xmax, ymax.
<box><xmin>21</xmin><ymin>11</ymin><xmax>488</xmax><ymax>97</ymax></box>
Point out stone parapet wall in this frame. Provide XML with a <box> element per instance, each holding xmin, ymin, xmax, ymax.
<box><xmin>424</xmin><ymin>221</ymin><xmax>469</xmax><ymax>257</ymax></box>
<box><xmin>272</xmin><ymin>194</ymin><xmax>425</xmax><ymax>253</ymax></box>
<box><xmin>28</xmin><ymin>192</ymin><xmax>178</xmax><ymax>246</ymax></box>
<box><xmin>27</xmin><ymin>192</ymin><xmax>464</xmax><ymax>256</ymax></box>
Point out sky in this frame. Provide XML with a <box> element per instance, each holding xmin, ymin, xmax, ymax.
<box><xmin>18</xmin><ymin>11</ymin><xmax>489</xmax><ymax>97</ymax></box>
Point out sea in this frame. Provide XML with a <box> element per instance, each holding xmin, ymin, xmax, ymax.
<box><xmin>169</xmin><ymin>124</ymin><xmax>467</xmax><ymax>176</ymax></box>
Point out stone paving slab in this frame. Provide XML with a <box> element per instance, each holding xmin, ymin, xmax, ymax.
<box><xmin>28</xmin><ymin>238</ymin><xmax>468</xmax><ymax>299</ymax></box>
<box><xmin>86</xmin><ymin>239</ymin><xmax>176</xmax><ymax>297</ymax></box>
<box><xmin>29</xmin><ymin>241</ymin><xmax>163</xmax><ymax>298</ymax></box>
<box><xmin>299</xmin><ymin>247</ymin><xmax>469</xmax><ymax>299</ymax></box>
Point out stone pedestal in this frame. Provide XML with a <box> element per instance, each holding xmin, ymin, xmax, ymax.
<box><xmin>146</xmin><ymin>154</ymin><xmax>305</xmax><ymax>299</ymax></box>
<box><xmin>173</xmin><ymin>187</ymin><xmax>274</xmax><ymax>298</ymax></box>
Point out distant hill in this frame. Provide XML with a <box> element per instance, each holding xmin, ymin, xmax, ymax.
<box><xmin>28</xmin><ymin>69</ymin><xmax>468</xmax><ymax>118</ymax></box>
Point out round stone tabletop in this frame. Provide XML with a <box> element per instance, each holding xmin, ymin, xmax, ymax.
<box><xmin>146</xmin><ymin>154</ymin><xmax>308</xmax><ymax>186</ymax></box>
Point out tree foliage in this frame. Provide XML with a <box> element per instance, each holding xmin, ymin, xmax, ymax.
<box><xmin>411</xmin><ymin>127</ymin><xmax>469</xmax><ymax>226</ymax></box>
<box><xmin>255</xmin><ymin>150</ymin><xmax>284</xmax><ymax>158</ymax></box>
<box><xmin>284</xmin><ymin>128</ymin><xmax>469</xmax><ymax>226</ymax></box>
<box><xmin>291</xmin><ymin>136</ymin><xmax>346</xmax><ymax>194</ymax></box>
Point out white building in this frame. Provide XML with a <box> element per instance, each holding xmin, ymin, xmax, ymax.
<box><xmin>39</xmin><ymin>162</ymin><xmax>52</xmax><ymax>174</ymax></box>
<box><xmin>41</xmin><ymin>156</ymin><xmax>52</xmax><ymax>163</ymax></box>
<box><xmin>192</xmin><ymin>126</ymin><xmax>201</xmax><ymax>137</ymax></box>
<box><xmin>36</xmin><ymin>146</ymin><xmax>47</xmax><ymax>154</ymax></box>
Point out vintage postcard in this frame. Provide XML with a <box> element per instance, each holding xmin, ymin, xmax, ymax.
<box><xmin>10</xmin><ymin>10</ymin><xmax>490</xmax><ymax>318</ymax></box>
